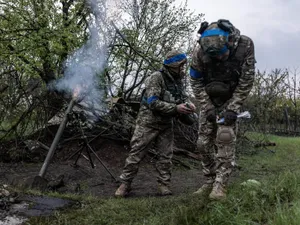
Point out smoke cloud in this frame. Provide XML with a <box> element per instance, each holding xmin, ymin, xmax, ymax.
<box><xmin>54</xmin><ymin>0</ymin><xmax>113</xmax><ymax>121</ymax></box>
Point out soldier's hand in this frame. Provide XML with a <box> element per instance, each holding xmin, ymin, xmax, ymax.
<box><xmin>224</xmin><ymin>110</ymin><xmax>237</xmax><ymax>125</ymax></box>
<box><xmin>185</xmin><ymin>102</ymin><xmax>196</xmax><ymax>112</ymax></box>
<box><xmin>206</xmin><ymin>108</ymin><xmax>216</xmax><ymax>123</ymax></box>
<box><xmin>176</xmin><ymin>103</ymin><xmax>193</xmax><ymax>114</ymax></box>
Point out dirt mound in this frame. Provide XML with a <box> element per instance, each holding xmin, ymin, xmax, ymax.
<box><xmin>0</xmin><ymin>137</ymin><xmax>203</xmax><ymax>198</ymax></box>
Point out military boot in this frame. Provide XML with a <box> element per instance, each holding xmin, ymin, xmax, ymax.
<box><xmin>193</xmin><ymin>183</ymin><xmax>213</xmax><ymax>195</ymax></box>
<box><xmin>114</xmin><ymin>183</ymin><xmax>131</xmax><ymax>197</ymax></box>
<box><xmin>209</xmin><ymin>183</ymin><xmax>226</xmax><ymax>200</ymax></box>
<box><xmin>158</xmin><ymin>183</ymin><xmax>172</xmax><ymax>196</ymax></box>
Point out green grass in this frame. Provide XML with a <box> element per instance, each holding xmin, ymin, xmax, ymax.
<box><xmin>27</xmin><ymin>134</ymin><xmax>300</xmax><ymax>225</ymax></box>
<box><xmin>238</xmin><ymin>133</ymin><xmax>300</xmax><ymax>179</ymax></box>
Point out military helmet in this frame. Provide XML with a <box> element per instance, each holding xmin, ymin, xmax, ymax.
<box><xmin>199</xmin><ymin>19</ymin><xmax>235</xmax><ymax>57</ymax></box>
<box><xmin>163</xmin><ymin>49</ymin><xmax>187</xmax><ymax>68</ymax></box>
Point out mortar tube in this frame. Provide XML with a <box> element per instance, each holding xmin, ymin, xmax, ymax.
<box><xmin>38</xmin><ymin>98</ymin><xmax>76</xmax><ymax>177</ymax></box>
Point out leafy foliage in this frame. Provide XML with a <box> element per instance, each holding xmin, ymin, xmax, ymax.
<box><xmin>0</xmin><ymin>0</ymin><xmax>95</xmax><ymax>139</ymax></box>
<box><xmin>0</xmin><ymin>0</ymin><xmax>203</xmax><ymax>140</ymax></box>
<box><xmin>244</xmin><ymin>69</ymin><xmax>300</xmax><ymax>135</ymax></box>
<box><xmin>107</xmin><ymin>0</ymin><xmax>203</xmax><ymax>99</ymax></box>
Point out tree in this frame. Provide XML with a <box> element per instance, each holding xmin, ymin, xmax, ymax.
<box><xmin>107</xmin><ymin>0</ymin><xmax>203</xmax><ymax>100</ymax></box>
<box><xmin>0</xmin><ymin>0</ymin><xmax>204</xmax><ymax>140</ymax></box>
<box><xmin>244</xmin><ymin>69</ymin><xmax>288</xmax><ymax>132</ymax></box>
<box><xmin>0</xmin><ymin>0</ymin><xmax>90</xmax><ymax>139</ymax></box>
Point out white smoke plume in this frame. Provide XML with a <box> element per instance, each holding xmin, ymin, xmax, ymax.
<box><xmin>54</xmin><ymin>0</ymin><xmax>115</xmax><ymax>122</ymax></box>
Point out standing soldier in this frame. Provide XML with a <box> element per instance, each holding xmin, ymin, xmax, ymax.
<box><xmin>115</xmin><ymin>50</ymin><xmax>196</xmax><ymax>197</ymax></box>
<box><xmin>190</xmin><ymin>19</ymin><xmax>256</xmax><ymax>200</ymax></box>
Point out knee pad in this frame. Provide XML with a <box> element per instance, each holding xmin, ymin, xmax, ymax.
<box><xmin>216</xmin><ymin>126</ymin><xmax>235</xmax><ymax>144</ymax></box>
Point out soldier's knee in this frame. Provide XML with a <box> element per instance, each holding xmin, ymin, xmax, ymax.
<box><xmin>216</xmin><ymin>126</ymin><xmax>236</xmax><ymax>144</ymax></box>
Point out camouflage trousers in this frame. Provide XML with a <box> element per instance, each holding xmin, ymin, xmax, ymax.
<box><xmin>197</xmin><ymin>109</ymin><xmax>237</xmax><ymax>187</ymax></box>
<box><xmin>120</xmin><ymin>123</ymin><xmax>174</xmax><ymax>186</ymax></box>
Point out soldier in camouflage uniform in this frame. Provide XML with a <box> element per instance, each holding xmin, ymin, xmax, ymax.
<box><xmin>190</xmin><ymin>19</ymin><xmax>256</xmax><ymax>200</ymax></box>
<box><xmin>115</xmin><ymin>50</ymin><xmax>196</xmax><ymax>197</ymax></box>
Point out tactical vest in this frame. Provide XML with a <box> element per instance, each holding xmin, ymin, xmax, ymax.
<box><xmin>140</xmin><ymin>71</ymin><xmax>185</xmax><ymax>107</ymax></box>
<box><xmin>203</xmin><ymin>35</ymin><xmax>250</xmax><ymax>105</ymax></box>
<box><xmin>161</xmin><ymin>72</ymin><xmax>197</xmax><ymax>125</ymax></box>
<box><xmin>161</xmin><ymin>71</ymin><xmax>185</xmax><ymax>104</ymax></box>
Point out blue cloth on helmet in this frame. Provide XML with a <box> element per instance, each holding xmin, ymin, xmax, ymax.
<box><xmin>164</xmin><ymin>53</ymin><xmax>187</xmax><ymax>65</ymax></box>
<box><xmin>190</xmin><ymin>68</ymin><xmax>203</xmax><ymax>78</ymax></box>
<box><xmin>147</xmin><ymin>96</ymin><xmax>159</xmax><ymax>104</ymax></box>
<box><xmin>200</xmin><ymin>28</ymin><xmax>229</xmax><ymax>38</ymax></box>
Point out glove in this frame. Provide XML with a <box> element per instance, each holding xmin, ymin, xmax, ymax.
<box><xmin>223</xmin><ymin>110</ymin><xmax>237</xmax><ymax>125</ymax></box>
<box><xmin>206</xmin><ymin>109</ymin><xmax>216</xmax><ymax>123</ymax></box>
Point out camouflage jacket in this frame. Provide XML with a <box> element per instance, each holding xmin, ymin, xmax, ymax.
<box><xmin>190</xmin><ymin>35</ymin><xmax>256</xmax><ymax>113</ymax></box>
<box><xmin>137</xmin><ymin>67</ymin><xmax>188</xmax><ymax>127</ymax></box>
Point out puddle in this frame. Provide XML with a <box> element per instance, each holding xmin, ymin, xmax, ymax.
<box><xmin>0</xmin><ymin>195</ymin><xmax>75</xmax><ymax>224</ymax></box>
<box><xmin>14</xmin><ymin>195</ymin><xmax>75</xmax><ymax>217</ymax></box>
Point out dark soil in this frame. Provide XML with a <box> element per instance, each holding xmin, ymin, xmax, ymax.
<box><xmin>0</xmin><ymin>137</ymin><xmax>204</xmax><ymax>198</ymax></box>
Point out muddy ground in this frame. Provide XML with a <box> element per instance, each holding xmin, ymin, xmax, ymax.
<box><xmin>0</xmin><ymin>137</ymin><xmax>205</xmax><ymax>198</ymax></box>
